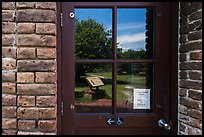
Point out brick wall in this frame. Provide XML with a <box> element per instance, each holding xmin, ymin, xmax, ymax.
<box><xmin>2</xmin><ymin>2</ymin><xmax>57</xmax><ymax>135</ymax></box>
<box><xmin>178</xmin><ymin>2</ymin><xmax>202</xmax><ymax>135</ymax></box>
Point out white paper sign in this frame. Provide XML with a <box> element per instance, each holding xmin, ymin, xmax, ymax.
<box><xmin>133</xmin><ymin>89</ymin><xmax>150</xmax><ymax>109</ymax></box>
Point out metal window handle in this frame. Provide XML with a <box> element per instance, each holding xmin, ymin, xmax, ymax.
<box><xmin>70</xmin><ymin>104</ymin><xmax>75</xmax><ymax>110</ymax></box>
<box><xmin>158</xmin><ymin>119</ymin><xmax>171</xmax><ymax>130</ymax></box>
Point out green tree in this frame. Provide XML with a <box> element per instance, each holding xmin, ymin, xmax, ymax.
<box><xmin>75</xmin><ymin>18</ymin><xmax>112</xmax><ymax>80</ymax></box>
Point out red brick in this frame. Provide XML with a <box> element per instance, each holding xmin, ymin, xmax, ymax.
<box><xmin>2</xmin><ymin>22</ymin><xmax>15</xmax><ymax>34</ymax></box>
<box><xmin>36</xmin><ymin>2</ymin><xmax>56</xmax><ymax>10</ymax></box>
<box><xmin>17</xmin><ymin>96</ymin><xmax>35</xmax><ymax>107</ymax></box>
<box><xmin>179</xmin><ymin>41</ymin><xmax>202</xmax><ymax>53</ymax></box>
<box><xmin>187</xmin><ymin>109</ymin><xmax>202</xmax><ymax>120</ymax></box>
<box><xmin>35</xmin><ymin>72</ymin><xmax>56</xmax><ymax>83</ymax></box>
<box><xmin>179</xmin><ymin>88</ymin><xmax>187</xmax><ymax>96</ymax></box>
<box><xmin>2</xmin><ymin>72</ymin><xmax>16</xmax><ymax>82</ymax></box>
<box><xmin>17</xmin><ymin>34</ymin><xmax>56</xmax><ymax>46</ymax></box>
<box><xmin>2</xmin><ymin>59</ymin><xmax>16</xmax><ymax>70</ymax></box>
<box><xmin>16</xmin><ymin>2</ymin><xmax>35</xmax><ymax>9</ymax></box>
<box><xmin>36</xmin><ymin>23</ymin><xmax>56</xmax><ymax>35</ymax></box>
<box><xmin>37</xmin><ymin>48</ymin><xmax>56</xmax><ymax>59</ymax></box>
<box><xmin>189</xmin><ymin>71</ymin><xmax>202</xmax><ymax>80</ymax></box>
<box><xmin>17</xmin><ymin>48</ymin><xmax>36</xmax><ymax>59</ymax></box>
<box><xmin>2</xmin><ymin>94</ymin><xmax>16</xmax><ymax>106</ymax></box>
<box><xmin>38</xmin><ymin>120</ymin><xmax>56</xmax><ymax>132</ymax></box>
<box><xmin>2</xmin><ymin>10</ymin><xmax>15</xmax><ymax>22</ymax></box>
<box><xmin>17</xmin><ymin>23</ymin><xmax>35</xmax><ymax>34</ymax></box>
<box><xmin>17</xmin><ymin>60</ymin><xmax>56</xmax><ymax>72</ymax></box>
<box><xmin>36</xmin><ymin>96</ymin><xmax>56</xmax><ymax>107</ymax></box>
<box><xmin>17</xmin><ymin>72</ymin><xmax>34</xmax><ymax>83</ymax></box>
<box><xmin>2</xmin><ymin>118</ymin><xmax>17</xmax><ymax>129</ymax></box>
<box><xmin>17</xmin><ymin>107</ymin><xmax>39</xmax><ymax>119</ymax></box>
<box><xmin>2</xmin><ymin>83</ymin><xmax>16</xmax><ymax>94</ymax></box>
<box><xmin>16</xmin><ymin>10</ymin><xmax>56</xmax><ymax>23</ymax></box>
<box><xmin>39</xmin><ymin>108</ymin><xmax>56</xmax><ymax>119</ymax></box>
<box><xmin>188</xmin><ymin>31</ymin><xmax>202</xmax><ymax>41</ymax></box>
<box><xmin>18</xmin><ymin>120</ymin><xmax>36</xmax><ymax>130</ymax></box>
<box><xmin>17</xmin><ymin>84</ymin><xmax>56</xmax><ymax>95</ymax></box>
<box><xmin>2</xmin><ymin>34</ymin><xmax>14</xmax><ymax>46</ymax></box>
<box><xmin>190</xmin><ymin>51</ymin><xmax>202</xmax><ymax>60</ymax></box>
<box><xmin>180</xmin><ymin>97</ymin><xmax>201</xmax><ymax>109</ymax></box>
<box><xmin>189</xmin><ymin>11</ymin><xmax>202</xmax><ymax>21</ymax></box>
<box><xmin>188</xmin><ymin>90</ymin><xmax>202</xmax><ymax>101</ymax></box>
<box><xmin>2</xmin><ymin>47</ymin><xmax>16</xmax><ymax>58</ymax></box>
<box><xmin>179</xmin><ymin>79</ymin><xmax>202</xmax><ymax>90</ymax></box>
<box><xmin>179</xmin><ymin>71</ymin><xmax>187</xmax><ymax>79</ymax></box>
<box><xmin>187</xmin><ymin>127</ymin><xmax>202</xmax><ymax>135</ymax></box>
<box><xmin>2</xmin><ymin>2</ymin><xmax>15</xmax><ymax>10</ymax></box>
<box><xmin>2</xmin><ymin>106</ymin><xmax>17</xmax><ymax>118</ymax></box>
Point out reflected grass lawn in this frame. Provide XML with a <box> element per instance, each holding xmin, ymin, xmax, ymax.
<box><xmin>75</xmin><ymin>72</ymin><xmax>146</xmax><ymax>103</ymax></box>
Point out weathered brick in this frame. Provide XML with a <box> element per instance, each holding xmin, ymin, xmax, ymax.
<box><xmin>36</xmin><ymin>23</ymin><xmax>56</xmax><ymax>35</ymax></box>
<box><xmin>2</xmin><ymin>34</ymin><xmax>14</xmax><ymax>46</ymax></box>
<box><xmin>17</xmin><ymin>107</ymin><xmax>39</xmax><ymax>119</ymax></box>
<box><xmin>180</xmin><ymin>15</ymin><xmax>188</xmax><ymax>26</ymax></box>
<box><xmin>179</xmin><ymin>62</ymin><xmax>202</xmax><ymax>71</ymax></box>
<box><xmin>179</xmin><ymin>41</ymin><xmax>202</xmax><ymax>53</ymax></box>
<box><xmin>16</xmin><ymin>2</ymin><xmax>35</xmax><ymax>9</ymax></box>
<box><xmin>2</xmin><ymin>10</ymin><xmax>15</xmax><ymax>22</ymax></box>
<box><xmin>17</xmin><ymin>60</ymin><xmax>56</xmax><ymax>72</ymax></box>
<box><xmin>180</xmin><ymin>79</ymin><xmax>202</xmax><ymax>90</ymax></box>
<box><xmin>190</xmin><ymin>51</ymin><xmax>202</xmax><ymax>60</ymax></box>
<box><xmin>179</xmin><ymin>34</ymin><xmax>187</xmax><ymax>44</ymax></box>
<box><xmin>18</xmin><ymin>120</ymin><xmax>36</xmax><ymax>130</ymax></box>
<box><xmin>2</xmin><ymin>71</ymin><xmax>16</xmax><ymax>82</ymax></box>
<box><xmin>17</xmin><ymin>84</ymin><xmax>56</xmax><ymax>95</ymax></box>
<box><xmin>36</xmin><ymin>2</ymin><xmax>56</xmax><ymax>10</ymax></box>
<box><xmin>179</xmin><ymin>122</ymin><xmax>186</xmax><ymax>132</ymax></box>
<box><xmin>37</xmin><ymin>48</ymin><xmax>56</xmax><ymax>59</ymax></box>
<box><xmin>187</xmin><ymin>109</ymin><xmax>202</xmax><ymax>120</ymax></box>
<box><xmin>2</xmin><ymin>129</ymin><xmax>17</xmax><ymax>135</ymax></box>
<box><xmin>178</xmin><ymin>114</ymin><xmax>201</xmax><ymax>129</ymax></box>
<box><xmin>189</xmin><ymin>11</ymin><xmax>202</xmax><ymax>21</ymax></box>
<box><xmin>36</xmin><ymin>96</ymin><xmax>56</xmax><ymax>107</ymax></box>
<box><xmin>17</xmin><ymin>72</ymin><xmax>34</xmax><ymax>83</ymax></box>
<box><xmin>180</xmin><ymin>97</ymin><xmax>201</xmax><ymax>109</ymax></box>
<box><xmin>2</xmin><ymin>59</ymin><xmax>16</xmax><ymax>70</ymax></box>
<box><xmin>187</xmin><ymin>127</ymin><xmax>202</xmax><ymax>135</ymax></box>
<box><xmin>180</xmin><ymin>20</ymin><xmax>202</xmax><ymax>34</ymax></box>
<box><xmin>179</xmin><ymin>104</ymin><xmax>188</xmax><ymax>115</ymax></box>
<box><xmin>2</xmin><ymin>106</ymin><xmax>17</xmax><ymax>118</ymax></box>
<box><xmin>180</xmin><ymin>2</ymin><xmax>191</xmax><ymax>9</ymax></box>
<box><xmin>16</xmin><ymin>10</ymin><xmax>56</xmax><ymax>22</ymax></box>
<box><xmin>17</xmin><ymin>48</ymin><xmax>36</xmax><ymax>59</ymax></box>
<box><xmin>188</xmin><ymin>90</ymin><xmax>202</xmax><ymax>101</ymax></box>
<box><xmin>17</xmin><ymin>96</ymin><xmax>35</xmax><ymax>107</ymax></box>
<box><xmin>39</xmin><ymin>108</ymin><xmax>56</xmax><ymax>119</ymax></box>
<box><xmin>2</xmin><ymin>2</ymin><xmax>15</xmax><ymax>10</ymax></box>
<box><xmin>35</xmin><ymin>72</ymin><xmax>56</xmax><ymax>83</ymax></box>
<box><xmin>2</xmin><ymin>22</ymin><xmax>15</xmax><ymax>34</ymax></box>
<box><xmin>179</xmin><ymin>53</ymin><xmax>186</xmax><ymax>62</ymax></box>
<box><xmin>179</xmin><ymin>71</ymin><xmax>187</xmax><ymax>79</ymax></box>
<box><xmin>38</xmin><ymin>120</ymin><xmax>56</xmax><ymax>132</ymax></box>
<box><xmin>2</xmin><ymin>118</ymin><xmax>17</xmax><ymax>129</ymax></box>
<box><xmin>188</xmin><ymin>31</ymin><xmax>202</xmax><ymax>41</ymax></box>
<box><xmin>179</xmin><ymin>88</ymin><xmax>187</xmax><ymax>96</ymax></box>
<box><xmin>189</xmin><ymin>71</ymin><xmax>202</xmax><ymax>80</ymax></box>
<box><xmin>2</xmin><ymin>47</ymin><xmax>16</xmax><ymax>58</ymax></box>
<box><xmin>2</xmin><ymin>94</ymin><xmax>16</xmax><ymax>106</ymax></box>
<box><xmin>17</xmin><ymin>34</ymin><xmax>56</xmax><ymax>46</ymax></box>
<box><xmin>17</xmin><ymin>23</ymin><xmax>35</xmax><ymax>34</ymax></box>
<box><xmin>2</xmin><ymin>83</ymin><xmax>16</xmax><ymax>94</ymax></box>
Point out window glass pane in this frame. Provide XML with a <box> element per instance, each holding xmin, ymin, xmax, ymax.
<box><xmin>75</xmin><ymin>63</ymin><xmax>112</xmax><ymax>113</ymax></box>
<box><xmin>75</xmin><ymin>8</ymin><xmax>113</xmax><ymax>59</ymax></box>
<box><xmin>116</xmin><ymin>63</ymin><xmax>154</xmax><ymax>113</ymax></box>
<box><xmin>117</xmin><ymin>8</ymin><xmax>154</xmax><ymax>59</ymax></box>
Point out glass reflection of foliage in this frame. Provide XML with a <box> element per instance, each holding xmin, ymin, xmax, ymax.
<box><xmin>75</xmin><ymin>18</ymin><xmax>112</xmax><ymax>59</ymax></box>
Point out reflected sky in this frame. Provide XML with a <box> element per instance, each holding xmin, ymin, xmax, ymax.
<box><xmin>75</xmin><ymin>8</ymin><xmax>146</xmax><ymax>52</ymax></box>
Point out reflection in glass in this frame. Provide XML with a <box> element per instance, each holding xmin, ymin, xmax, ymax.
<box><xmin>75</xmin><ymin>63</ymin><xmax>112</xmax><ymax>113</ymax></box>
<box><xmin>116</xmin><ymin>63</ymin><xmax>154</xmax><ymax>113</ymax></box>
<box><xmin>75</xmin><ymin>8</ymin><xmax>113</xmax><ymax>59</ymax></box>
<box><xmin>117</xmin><ymin>8</ymin><xmax>154</xmax><ymax>59</ymax></box>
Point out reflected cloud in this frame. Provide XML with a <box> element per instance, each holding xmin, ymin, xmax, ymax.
<box><xmin>118</xmin><ymin>23</ymin><xmax>145</xmax><ymax>31</ymax></box>
<box><xmin>117</xmin><ymin>32</ymin><xmax>145</xmax><ymax>44</ymax></box>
